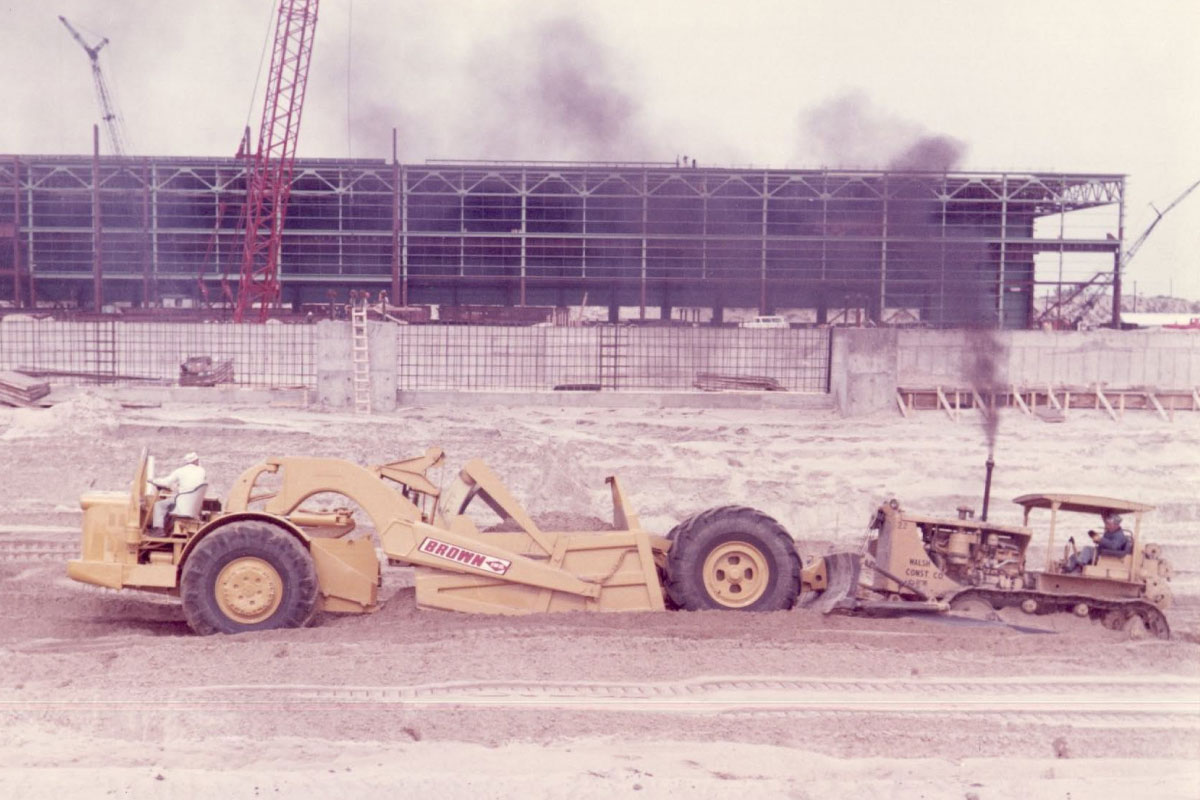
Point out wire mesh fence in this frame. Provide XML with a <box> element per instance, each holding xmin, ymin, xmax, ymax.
<box><xmin>0</xmin><ymin>319</ymin><xmax>315</xmax><ymax>388</ymax></box>
<box><xmin>395</xmin><ymin>325</ymin><xmax>831</xmax><ymax>393</ymax></box>
<box><xmin>0</xmin><ymin>319</ymin><xmax>828</xmax><ymax>394</ymax></box>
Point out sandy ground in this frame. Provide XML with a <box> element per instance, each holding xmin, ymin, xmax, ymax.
<box><xmin>1</xmin><ymin>392</ymin><xmax>1199</xmax><ymax>798</ymax></box>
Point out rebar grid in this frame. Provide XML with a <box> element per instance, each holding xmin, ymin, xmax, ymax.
<box><xmin>395</xmin><ymin>325</ymin><xmax>831</xmax><ymax>393</ymax></box>
<box><xmin>0</xmin><ymin>319</ymin><xmax>314</xmax><ymax>388</ymax></box>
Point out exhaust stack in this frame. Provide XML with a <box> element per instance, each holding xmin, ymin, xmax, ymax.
<box><xmin>981</xmin><ymin>454</ymin><xmax>995</xmax><ymax>521</ymax></box>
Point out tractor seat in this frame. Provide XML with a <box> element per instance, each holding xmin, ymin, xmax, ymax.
<box><xmin>1083</xmin><ymin>552</ymin><xmax>1133</xmax><ymax>580</ymax></box>
<box><xmin>163</xmin><ymin>483</ymin><xmax>209</xmax><ymax>535</ymax></box>
<box><xmin>173</xmin><ymin>483</ymin><xmax>209</xmax><ymax>519</ymax></box>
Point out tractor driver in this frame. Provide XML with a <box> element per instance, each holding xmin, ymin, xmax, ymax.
<box><xmin>151</xmin><ymin>452</ymin><xmax>206</xmax><ymax>533</ymax></box>
<box><xmin>1065</xmin><ymin>511</ymin><xmax>1131</xmax><ymax>572</ymax></box>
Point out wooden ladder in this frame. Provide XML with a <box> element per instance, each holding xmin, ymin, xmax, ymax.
<box><xmin>85</xmin><ymin>320</ymin><xmax>118</xmax><ymax>381</ymax></box>
<box><xmin>351</xmin><ymin>301</ymin><xmax>371</xmax><ymax>414</ymax></box>
<box><xmin>598</xmin><ymin>325</ymin><xmax>625</xmax><ymax>390</ymax></box>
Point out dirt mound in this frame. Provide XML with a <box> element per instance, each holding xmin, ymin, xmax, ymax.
<box><xmin>0</xmin><ymin>391</ymin><xmax>120</xmax><ymax>440</ymax></box>
<box><xmin>485</xmin><ymin>511</ymin><xmax>615</xmax><ymax>532</ymax></box>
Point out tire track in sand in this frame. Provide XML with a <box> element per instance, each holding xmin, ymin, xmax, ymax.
<box><xmin>5</xmin><ymin>675</ymin><xmax>1197</xmax><ymax>728</ymax></box>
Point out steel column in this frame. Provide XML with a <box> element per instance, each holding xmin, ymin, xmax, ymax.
<box><xmin>1056</xmin><ymin>176</ymin><xmax>1066</xmax><ymax>327</ymax></box>
<box><xmin>639</xmin><ymin>170</ymin><xmax>647</xmax><ymax>319</ymax></box>
<box><xmin>150</xmin><ymin>162</ymin><xmax>160</xmax><ymax>303</ymax></box>
<box><xmin>997</xmin><ymin>174</ymin><xmax>1008</xmax><ymax>328</ymax></box>
<box><xmin>760</xmin><ymin>171</ymin><xmax>768</xmax><ymax>314</ymax></box>
<box><xmin>337</xmin><ymin>166</ymin><xmax>345</xmax><ymax>276</ymax></box>
<box><xmin>879</xmin><ymin>174</ymin><xmax>889</xmax><ymax>322</ymax></box>
<box><xmin>938</xmin><ymin>190</ymin><xmax>947</xmax><ymax>322</ymax></box>
<box><xmin>24</xmin><ymin>164</ymin><xmax>35</xmax><ymax>307</ymax></box>
<box><xmin>519</xmin><ymin>169</ymin><xmax>527</xmax><ymax>306</ymax></box>
<box><xmin>401</xmin><ymin>164</ymin><xmax>409</xmax><ymax>306</ymax></box>
<box><xmin>9</xmin><ymin>156</ymin><xmax>19</xmax><ymax>306</ymax></box>
<box><xmin>1112</xmin><ymin>184</ymin><xmax>1125</xmax><ymax>327</ymax></box>
<box><xmin>391</xmin><ymin>128</ymin><xmax>400</xmax><ymax>305</ymax></box>
<box><xmin>581</xmin><ymin>189</ymin><xmax>588</xmax><ymax>279</ymax></box>
<box><xmin>820</xmin><ymin>181</ymin><xmax>828</xmax><ymax>281</ymax></box>
<box><xmin>91</xmin><ymin>125</ymin><xmax>103</xmax><ymax>311</ymax></box>
<box><xmin>141</xmin><ymin>159</ymin><xmax>153</xmax><ymax>306</ymax></box>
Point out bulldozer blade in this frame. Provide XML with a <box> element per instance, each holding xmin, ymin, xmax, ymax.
<box><xmin>817</xmin><ymin>551</ymin><xmax>862</xmax><ymax>613</ymax></box>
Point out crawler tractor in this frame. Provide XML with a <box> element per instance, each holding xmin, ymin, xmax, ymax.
<box><xmin>863</xmin><ymin>494</ymin><xmax>1173</xmax><ymax>637</ymax></box>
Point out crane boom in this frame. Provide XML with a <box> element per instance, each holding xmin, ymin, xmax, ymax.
<box><xmin>235</xmin><ymin>0</ymin><xmax>320</xmax><ymax>322</ymax></box>
<box><xmin>1121</xmin><ymin>177</ymin><xmax>1200</xmax><ymax>268</ymax></box>
<box><xmin>59</xmin><ymin>15</ymin><xmax>127</xmax><ymax>156</ymax></box>
<box><xmin>1035</xmin><ymin>177</ymin><xmax>1200</xmax><ymax>328</ymax></box>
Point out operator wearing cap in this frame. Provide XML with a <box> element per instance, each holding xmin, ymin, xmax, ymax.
<box><xmin>151</xmin><ymin>452</ymin><xmax>206</xmax><ymax>533</ymax></box>
<box><xmin>1065</xmin><ymin>511</ymin><xmax>1132</xmax><ymax>572</ymax></box>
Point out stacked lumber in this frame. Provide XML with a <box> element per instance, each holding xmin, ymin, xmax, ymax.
<box><xmin>438</xmin><ymin>305</ymin><xmax>553</xmax><ymax>325</ymax></box>
<box><xmin>179</xmin><ymin>357</ymin><xmax>235</xmax><ymax>387</ymax></box>
<box><xmin>693</xmin><ymin>372</ymin><xmax>784</xmax><ymax>392</ymax></box>
<box><xmin>0</xmin><ymin>371</ymin><xmax>51</xmax><ymax>407</ymax></box>
<box><xmin>894</xmin><ymin>383</ymin><xmax>1200</xmax><ymax>422</ymax></box>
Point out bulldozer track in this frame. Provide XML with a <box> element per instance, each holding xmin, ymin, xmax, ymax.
<box><xmin>951</xmin><ymin>587</ymin><xmax>1172</xmax><ymax>638</ymax></box>
<box><xmin>0</xmin><ymin>540</ymin><xmax>78</xmax><ymax>563</ymax></box>
<box><xmin>5</xmin><ymin>676</ymin><xmax>1196</xmax><ymax>726</ymax></box>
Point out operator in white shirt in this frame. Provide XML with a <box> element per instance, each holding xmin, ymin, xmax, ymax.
<box><xmin>151</xmin><ymin>452</ymin><xmax>207</xmax><ymax>533</ymax></box>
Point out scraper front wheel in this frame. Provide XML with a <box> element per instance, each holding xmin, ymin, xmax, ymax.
<box><xmin>181</xmin><ymin>521</ymin><xmax>318</xmax><ymax>635</ymax></box>
<box><xmin>665</xmin><ymin>506</ymin><xmax>800</xmax><ymax>611</ymax></box>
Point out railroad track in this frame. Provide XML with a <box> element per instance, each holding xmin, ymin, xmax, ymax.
<box><xmin>5</xmin><ymin>676</ymin><xmax>1197</xmax><ymax>726</ymax></box>
<box><xmin>0</xmin><ymin>540</ymin><xmax>77</xmax><ymax>563</ymax></box>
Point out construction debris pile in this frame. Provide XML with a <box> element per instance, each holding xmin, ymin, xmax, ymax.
<box><xmin>693</xmin><ymin>372</ymin><xmax>784</xmax><ymax>392</ymax></box>
<box><xmin>179</xmin><ymin>357</ymin><xmax>235</xmax><ymax>387</ymax></box>
<box><xmin>0</xmin><ymin>371</ymin><xmax>50</xmax><ymax>407</ymax></box>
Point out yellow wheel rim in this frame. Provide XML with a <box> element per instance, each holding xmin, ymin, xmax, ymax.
<box><xmin>214</xmin><ymin>557</ymin><xmax>283</xmax><ymax>625</ymax></box>
<box><xmin>702</xmin><ymin>541</ymin><xmax>769</xmax><ymax>608</ymax></box>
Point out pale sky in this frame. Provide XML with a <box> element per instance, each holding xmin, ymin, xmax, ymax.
<box><xmin>2</xmin><ymin>0</ymin><xmax>1198</xmax><ymax>297</ymax></box>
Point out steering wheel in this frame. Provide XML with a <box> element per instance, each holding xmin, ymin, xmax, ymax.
<box><xmin>1063</xmin><ymin>537</ymin><xmax>1078</xmax><ymax>567</ymax></box>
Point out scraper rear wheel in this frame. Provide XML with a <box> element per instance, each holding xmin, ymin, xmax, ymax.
<box><xmin>665</xmin><ymin>506</ymin><xmax>800</xmax><ymax>611</ymax></box>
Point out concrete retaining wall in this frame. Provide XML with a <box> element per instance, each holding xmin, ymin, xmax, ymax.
<box><xmin>315</xmin><ymin>320</ymin><xmax>398</xmax><ymax>412</ymax></box>
<box><xmin>830</xmin><ymin>329</ymin><xmax>898</xmax><ymax>417</ymax></box>
<box><xmin>7</xmin><ymin>318</ymin><xmax>1195</xmax><ymax>416</ymax></box>
<box><xmin>831</xmin><ymin>328</ymin><xmax>1200</xmax><ymax>415</ymax></box>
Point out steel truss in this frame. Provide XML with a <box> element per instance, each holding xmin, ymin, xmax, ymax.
<box><xmin>0</xmin><ymin>155</ymin><xmax>1124</xmax><ymax>328</ymax></box>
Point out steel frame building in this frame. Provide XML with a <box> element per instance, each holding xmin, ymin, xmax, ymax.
<box><xmin>0</xmin><ymin>154</ymin><xmax>1124</xmax><ymax>327</ymax></box>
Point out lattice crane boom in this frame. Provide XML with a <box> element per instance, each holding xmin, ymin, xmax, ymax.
<box><xmin>59</xmin><ymin>15</ymin><xmax>127</xmax><ymax>157</ymax></box>
<box><xmin>1121</xmin><ymin>177</ymin><xmax>1200</xmax><ymax>269</ymax></box>
<box><xmin>1036</xmin><ymin>177</ymin><xmax>1200</xmax><ymax>328</ymax></box>
<box><xmin>235</xmin><ymin>0</ymin><xmax>320</xmax><ymax>322</ymax></box>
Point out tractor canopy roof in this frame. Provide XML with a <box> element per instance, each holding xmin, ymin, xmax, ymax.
<box><xmin>1011</xmin><ymin>493</ymin><xmax>1154</xmax><ymax>515</ymax></box>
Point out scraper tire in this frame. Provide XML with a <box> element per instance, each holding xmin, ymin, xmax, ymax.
<box><xmin>665</xmin><ymin>506</ymin><xmax>800</xmax><ymax>611</ymax></box>
<box><xmin>181</xmin><ymin>521</ymin><xmax>318</xmax><ymax>635</ymax></box>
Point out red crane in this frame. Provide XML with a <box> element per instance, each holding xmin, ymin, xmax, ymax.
<box><xmin>235</xmin><ymin>0</ymin><xmax>320</xmax><ymax>322</ymax></box>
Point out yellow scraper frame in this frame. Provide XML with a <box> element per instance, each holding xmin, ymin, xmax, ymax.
<box><xmin>220</xmin><ymin>448</ymin><xmax>670</xmax><ymax>614</ymax></box>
